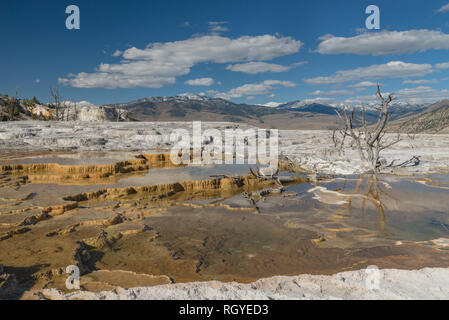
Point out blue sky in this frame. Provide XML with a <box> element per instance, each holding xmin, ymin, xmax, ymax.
<box><xmin>1</xmin><ymin>0</ymin><xmax>449</xmax><ymax>106</ymax></box>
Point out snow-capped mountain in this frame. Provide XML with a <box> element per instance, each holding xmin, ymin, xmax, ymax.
<box><xmin>116</xmin><ymin>94</ymin><xmax>220</xmax><ymax>107</ymax></box>
<box><xmin>107</xmin><ymin>95</ymin><xmax>440</xmax><ymax>130</ymax></box>
<box><xmin>275</xmin><ymin>100</ymin><xmax>339</xmax><ymax>115</ymax></box>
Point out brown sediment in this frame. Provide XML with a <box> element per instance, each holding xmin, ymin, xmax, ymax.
<box><xmin>175</xmin><ymin>202</ymin><xmax>255</xmax><ymax>212</ymax></box>
<box><xmin>278</xmin><ymin>158</ymin><xmax>307</xmax><ymax>173</ymax></box>
<box><xmin>80</xmin><ymin>270</ymin><xmax>171</xmax><ymax>292</ymax></box>
<box><xmin>0</xmin><ymin>153</ymin><xmax>185</xmax><ymax>186</ymax></box>
<box><xmin>0</xmin><ymin>161</ymin><xmax>147</xmax><ymax>185</ymax></box>
<box><xmin>41</xmin><ymin>203</ymin><xmax>79</xmax><ymax>216</ymax></box>
<box><xmin>413</xmin><ymin>177</ymin><xmax>449</xmax><ymax>190</ymax></box>
<box><xmin>0</xmin><ymin>160</ymin><xmax>146</xmax><ymax>175</ymax></box>
<box><xmin>62</xmin><ymin>176</ymin><xmax>293</xmax><ymax>203</ymax></box>
<box><xmin>0</xmin><ymin>152</ymin><xmax>448</xmax><ymax>298</ymax></box>
<box><xmin>0</xmin><ymin>227</ymin><xmax>31</xmax><ymax>241</ymax></box>
<box><xmin>139</xmin><ymin>153</ymin><xmax>186</xmax><ymax>168</ymax></box>
<box><xmin>0</xmin><ymin>203</ymin><xmax>78</xmax><ymax>220</ymax></box>
<box><xmin>0</xmin><ymin>203</ymin><xmax>79</xmax><ymax>240</ymax></box>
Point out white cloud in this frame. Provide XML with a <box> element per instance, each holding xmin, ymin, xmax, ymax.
<box><xmin>395</xmin><ymin>86</ymin><xmax>449</xmax><ymax>103</ymax></box>
<box><xmin>350</xmin><ymin>81</ymin><xmax>377</xmax><ymax>88</ymax></box>
<box><xmin>402</xmin><ymin>79</ymin><xmax>438</xmax><ymax>84</ymax></box>
<box><xmin>226</xmin><ymin>60</ymin><xmax>307</xmax><ymax>74</ymax></box>
<box><xmin>436</xmin><ymin>62</ymin><xmax>449</xmax><ymax>69</ymax></box>
<box><xmin>215</xmin><ymin>80</ymin><xmax>296</xmax><ymax>100</ymax></box>
<box><xmin>34</xmin><ymin>79</ymin><xmax>41</xmax><ymax>84</ymax></box>
<box><xmin>438</xmin><ymin>3</ymin><xmax>449</xmax><ymax>12</ymax></box>
<box><xmin>204</xmin><ymin>90</ymin><xmax>220</xmax><ymax>97</ymax></box>
<box><xmin>59</xmin><ymin>35</ymin><xmax>303</xmax><ymax>89</ymax></box>
<box><xmin>317</xmin><ymin>30</ymin><xmax>449</xmax><ymax>55</ymax></box>
<box><xmin>112</xmin><ymin>50</ymin><xmax>123</xmax><ymax>57</ymax></box>
<box><xmin>310</xmin><ymin>89</ymin><xmax>354</xmax><ymax>97</ymax></box>
<box><xmin>304</xmin><ymin>61</ymin><xmax>433</xmax><ymax>85</ymax></box>
<box><xmin>292</xmin><ymin>61</ymin><xmax>308</xmax><ymax>67</ymax></box>
<box><xmin>185</xmin><ymin>78</ymin><xmax>215</xmax><ymax>86</ymax></box>
<box><xmin>208</xmin><ymin>21</ymin><xmax>229</xmax><ymax>34</ymax></box>
<box><xmin>226</xmin><ymin>62</ymin><xmax>290</xmax><ymax>74</ymax></box>
<box><xmin>344</xmin><ymin>86</ymin><xmax>449</xmax><ymax>105</ymax></box>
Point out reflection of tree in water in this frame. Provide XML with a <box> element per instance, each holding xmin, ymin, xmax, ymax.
<box><xmin>344</xmin><ymin>175</ymin><xmax>400</xmax><ymax>238</ymax></box>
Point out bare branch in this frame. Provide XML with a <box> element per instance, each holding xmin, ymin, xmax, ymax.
<box><xmin>332</xmin><ymin>85</ymin><xmax>402</xmax><ymax>173</ymax></box>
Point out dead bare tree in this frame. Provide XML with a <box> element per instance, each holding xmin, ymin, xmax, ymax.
<box><xmin>334</xmin><ymin>84</ymin><xmax>401</xmax><ymax>173</ymax></box>
<box><xmin>115</xmin><ymin>107</ymin><xmax>128</xmax><ymax>122</ymax></box>
<box><xmin>65</xmin><ymin>102</ymin><xmax>71</xmax><ymax>122</ymax></box>
<box><xmin>73</xmin><ymin>102</ymin><xmax>77</xmax><ymax>121</ymax></box>
<box><xmin>49</xmin><ymin>87</ymin><xmax>61</xmax><ymax>121</ymax></box>
<box><xmin>116</xmin><ymin>107</ymin><xmax>122</xmax><ymax>122</ymax></box>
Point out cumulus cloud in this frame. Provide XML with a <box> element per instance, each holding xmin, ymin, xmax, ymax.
<box><xmin>402</xmin><ymin>79</ymin><xmax>438</xmax><ymax>84</ymax></box>
<box><xmin>310</xmin><ymin>89</ymin><xmax>354</xmax><ymax>97</ymax></box>
<box><xmin>345</xmin><ymin>86</ymin><xmax>449</xmax><ymax>105</ymax></box>
<box><xmin>185</xmin><ymin>78</ymin><xmax>215</xmax><ymax>86</ymax></box>
<box><xmin>226</xmin><ymin>60</ymin><xmax>307</xmax><ymax>74</ymax></box>
<box><xmin>292</xmin><ymin>61</ymin><xmax>308</xmax><ymax>67</ymax></box>
<box><xmin>304</xmin><ymin>61</ymin><xmax>433</xmax><ymax>85</ymax></box>
<box><xmin>350</xmin><ymin>81</ymin><xmax>378</xmax><ymax>88</ymax></box>
<box><xmin>59</xmin><ymin>35</ymin><xmax>303</xmax><ymax>89</ymax></box>
<box><xmin>112</xmin><ymin>50</ymin><xmax>123</xmax><ymax>57</ymax></box>
<box><xmin>226</xmin><ymin>62</ymin><xmax>291</xmax><ymax>74</ymax></box>
<box><xmin>215</xmin><ymin>80</ymin><xmax>297</xmax><ymax>100</ymax></box>
<box><xmin>437</xmin><ymin>3</ymin><xmax>449</xmax><ymax>12</ymax></box>
<box><xmin>435</xmin><ymin>62</ymin><xmax>449</xmax><ymax>69</ymax></box>
<box><xmin>317</xmin><ymin>30</ymin><xmax>449</xmax><ymax>55</ymax></box>
<box><xmin>208</xmin><ymin>21</ymin><xmax>229</xmax><ymax>34</ymax></box>
<box><xmin>395</xmin><ymin>86</ymin><xmax>449</xmax><ymax>103</ymax></box>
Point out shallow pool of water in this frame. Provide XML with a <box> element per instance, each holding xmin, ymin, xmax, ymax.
<box><xmin>0</xmin><ymin>152</ymin><xmax>448</xmax><ymax>295</ymax></box>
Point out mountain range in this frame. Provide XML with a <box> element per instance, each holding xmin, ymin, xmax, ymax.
<box><xmin>388</xmin><ymin>100</ymin><xmax>449</xmax><ymax>133</ymax></box>
<box><xmin>110</xmin><ymin>94</ymin><xmax>434</xmax><ymax>130</ymax></box>
<box><xmin>3</xmin><ymin>92</ymin><xmax>448</xmax><ymax>132</ymax></box>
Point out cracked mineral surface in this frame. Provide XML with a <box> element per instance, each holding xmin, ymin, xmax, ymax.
<box><xmin>0</xmin><ymin>122</ymin><xmax>448</xmax><ymax>300</ymax></box>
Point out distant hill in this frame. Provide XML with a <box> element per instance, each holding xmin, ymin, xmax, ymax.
<box><xmin>0</xmin><ymin>95</ymin><xmax>131</xmax><ymax>122</ymax></box>
<box><xmin>111</xmin><ymin>95</ymin><xmax>358</xmax><ymax>130</ymax></box>
<box><xmin>111</xmin><ymin>94</ymin><xmax>431</xmax><ymax>130</ymax></box>
<box><xmin>276</xmin><ymin>101</ymin><xmax>339</xmax><ymax>115</ymax></box>
<box><xmin>388</xmin><ymin>100</ymin><xmax>449</xmax><ymax>133</ymax></box>
<box><xmin>1</xmin><ymin>92</ymin><xmax>437</xmax><ymax>130</ymax></box>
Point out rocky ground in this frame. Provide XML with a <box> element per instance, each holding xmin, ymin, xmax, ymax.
<box><xmin>38</xmin><ymin>268</ymin><xmax>449</xmax><ymax>300</ymax></box>
<box><xmin>1</xmin><ymin>121</ymin><xmax>449</xmax><ymax>175</ymax></box>
<box><xmin>1</xmin><ymin>121</ymin><xmax>449</xmax><ymax>300</ymax></box>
